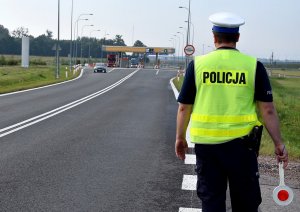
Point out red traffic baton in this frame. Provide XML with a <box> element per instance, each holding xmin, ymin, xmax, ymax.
<box><xmin>273</xmin><ymin>162</ymin><xmax>294</xmax><ymax>206</ymax></box>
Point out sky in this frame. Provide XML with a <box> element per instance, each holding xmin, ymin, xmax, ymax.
<box><xmin>1</xmin><ymin>0</ymin><xmax>300</xmax><ymax>60</ymax></box>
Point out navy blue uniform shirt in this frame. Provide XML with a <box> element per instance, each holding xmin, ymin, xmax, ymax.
<box><xmin>177</xmin><ymin>48</ymin><xmax>273</xmax><ymax>104</ymax></box>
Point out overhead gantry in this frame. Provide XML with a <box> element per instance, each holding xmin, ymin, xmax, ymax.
<box><xmin>101</xmin><ymin>45</ymin><xmax>175</xmax><ymax>67</ymax></box>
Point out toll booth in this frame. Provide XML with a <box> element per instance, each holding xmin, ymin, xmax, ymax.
<box><xmin>120</xmin><ymin>56</ymin><xmax>129</xmax><ymax>68</ymax></box>
<box><xmin>101</xmin><ymin>46</ymin><xmax>175</xmax><ymax>68</ymax></box>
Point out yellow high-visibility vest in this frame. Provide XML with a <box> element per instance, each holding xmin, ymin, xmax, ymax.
<box><xmin>191</xmin><ymin>49</ymin><xmax>261</xmax><ymax>144</ymax></box>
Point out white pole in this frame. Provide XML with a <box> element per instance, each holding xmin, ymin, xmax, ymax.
<box><xmin>69</xmin><ymin>0</ymin><xmax>73</xmax><ymax>72</ymax></box>
<box><xmin>56</xmin><ymin>0</ymin><xmax>60</xmax><ymax>79</ymax></box>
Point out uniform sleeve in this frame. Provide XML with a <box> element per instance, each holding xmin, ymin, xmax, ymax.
<box><xmin>177</xmin><ymin>61</ymin><xmax>196</xmax><ymax>104</ymax></box>
<box><xmin>254</xmin><ymin>61</ymin><xmax>273</xmax><ymax>102</ymax></box>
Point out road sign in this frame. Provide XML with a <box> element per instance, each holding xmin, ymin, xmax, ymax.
<box><xmin>184</xmin><ymin>45</ymin><xmax>195</xmax><ymax>56</ymax></box>
<box><xmin>273</xmin><ymin>162</ymin><xmax>294</xmax><ymax>206</ymax></box>
<box><xmin>52</xmin><ymin>44</ymin><xmax>61</xmax><ymax>51</ymax></box>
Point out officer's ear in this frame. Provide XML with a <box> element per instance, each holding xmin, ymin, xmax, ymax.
<box><xmin>213</xmin><ymin>33</ymin><xmax>218</xmax><ymax>44</ymax></box>
<box><xmin>236</xmin><ymin>33</ymin><xmax>240</xmax><ymax>42</ymax></box>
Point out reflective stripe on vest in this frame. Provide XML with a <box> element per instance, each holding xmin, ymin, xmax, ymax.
<box><xmin>191</xmin><ymin>49</ymin><xmax>261</xmax><ymax>144</ymax></box>
<box><xmin>190</xmin><ymin>125</ymin><xmax>254</xmax><ymax>137</ymax></box>
<box><xmin>191</xmin><ymin>114</ymin><xmax>258</xmax><ymax>123</ymax></box>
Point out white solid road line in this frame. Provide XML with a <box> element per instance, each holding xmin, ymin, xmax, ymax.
<box><xmin>0</xmin><ymin>70</ymin><xmax>139</xmax><ymax>138</ymax></box>
<box><xmin>108</xmin><ymin>68</ymin><xmax>117</xmax><ymax>72</ymax></box>
<box><xmin>109</xmin><ymin>67</ymin><xmax>141</xmax><ymax>73</ymax></box>
<box><xmin>169</xmin><ymin>77</ymin><xmax>179</xmax><ymax>100</ymax></box>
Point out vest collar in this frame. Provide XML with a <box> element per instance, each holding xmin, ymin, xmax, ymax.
<box><xmin>217</xmin><ymin>47</ymin><xmax>239</xmax><ymax>51</ymax></box>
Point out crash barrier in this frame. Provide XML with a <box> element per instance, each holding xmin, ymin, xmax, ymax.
<box><xmin>73</xmin><ymin>64</ymin><xmax>82</xmax><ymax>76</ymax></box>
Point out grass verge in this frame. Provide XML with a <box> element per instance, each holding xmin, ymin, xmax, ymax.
<box><xmin>0</xmin><ymin>65</ymin><xmax>80</xmax><ymax>94</ymax></box>
<box><xmin>172</xmin><ymin>76</ymin><xmax>184</xmax><ymax>92</ymax></box>
<box><xmin>260</xmin><ymin>77</ymin><xmax>300</xmax><ymax>160</ymax></box>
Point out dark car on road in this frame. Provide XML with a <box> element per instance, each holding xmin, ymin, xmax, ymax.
<box><xmin>130</xmin><ymin>58</ymin><xmax>138</xmax><ymax>68</ymax></box>
<box><xmin>94</xmin><ymin>63</ymin><xmax>107</xmax><ymax>73</ymax></box>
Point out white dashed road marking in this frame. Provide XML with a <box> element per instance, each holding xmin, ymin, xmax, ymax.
<box><xmin>169</xmin><ymin>77</ymin><xmax>202</xmax><ymax>211</ymax></box>
<box><xmin>182</xmin><ymin>175</ymin><xmax>197</xmax><ymax>191</ymax></box>
<box><xmin>185</xmin><ymin>154</ymin><xmax>196</xmax><ymax>165</ymax></box>
<box><xmin>179</xmin><ymin>207</ymin><xmax>202</xmax><ymax>212</ymax></box>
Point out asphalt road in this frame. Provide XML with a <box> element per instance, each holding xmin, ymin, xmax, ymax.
<box><xmin>0</xmin><ymin>68</ymin><xmax>200</xmax><ymax>211</ymax></box>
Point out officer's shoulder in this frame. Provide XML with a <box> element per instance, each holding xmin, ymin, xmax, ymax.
<box><xmin>256</xmin><ymin>60</ymin><xmax>266</xmax><ymax>69</ymax></box>
<box><xmin>185</xmin><ymin>61</ymin><xmax>195</xmax><ymax>75</ymax></box>
<box><xmin>187</xmin><ymin>60</ymin><xmax>195</xmax><ymax>69</ymax></box>
<box><xmin>257</xmin><ymin>60</ymin><xmax>264</xmax><ymax>66</ymax></box>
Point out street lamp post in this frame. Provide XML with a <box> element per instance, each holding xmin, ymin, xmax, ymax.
<box><xmin>179</xmin><ymin>4</ymin><xmax>191</xmax><ymax>45</ymax></box>
<box><xmin>74</xmin><ymin>18</ymin><xmax>88</xmax><ymax>65</ymax></box>
<box><xmin>179</xmin><ymin>26</ymin><xmax>187</xmax><ymax>46</ymax></box>
<box><xmin>69</xmin><ymin>0</ymin><xmax>73</xmax><ymax>72</ymax></box>
<box><xmin>169</xmin><ymin>38</ymin><xmax>176</xmax><ymax>66</ymax></box>
<box><xmin>185</xmin><ymin>20</ymin><xmax>194</xmax><ymax>45</ymax></box>
<box><xmin>89</xmin><ymin>29</ymin><xmax>101</xmax><ymax>63</ymax></box>
<box><xmin>170</xmin><ymin>37</ymin><xmax>177</xmax><ymax>67</ymax></box>
<box><xmin>174</xmin><ymin>34</ymin><xmax>181</xmax><ymax>66</ymax></box>
<box><xmin>177</xmin><ymin>31</ymin><xmax>185</xmax><ymax>61</ymax></box>
<box><xmin>179</xmin><ymin>26</ymin><xmax>186</xmax><ymax>31</ymax></box>
<box><xmin>101</xmin><ymin>33</ymin><xmax>109</xmax><ymax>61</ymax></box>
<box><xmin>179</xmin><ymin>0</ymin><xmax>191</xmax><ymax>67</ymax></box>
<box><xmin>74</xmin><ymin>13</ymin><xmax>93</xmax><ymax>65</ymax></box>
<box><xmin>170</xmin><ymin>37</ymin><xmax>177</xmax><ymax>55</ymax></box>
<box><xmin>80</xmin><ymin>24</ymin><xmax>94</xmax><ymax>64</ymax></box>
<box><xmin>187</xmin><ymin>0</ymin><xmax>191</xmax><ymax>45</ymax></box>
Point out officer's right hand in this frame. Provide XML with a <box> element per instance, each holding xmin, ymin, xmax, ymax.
<box><xmin>175</xmin><ymin>138</ymin><xmax>188</xmax><ymax>160</ymax></box>
<box><xmin>275</xmin><ymin>144</ymin><xmax>289</xmax><ymax>169</ymax></box>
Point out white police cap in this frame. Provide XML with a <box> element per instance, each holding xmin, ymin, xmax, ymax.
<box><xmin>209</xmin><ymin>12</ymin><xmax>245</xmax><ymax>33</ymax></box>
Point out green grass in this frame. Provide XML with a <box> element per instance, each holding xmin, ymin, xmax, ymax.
<box><xmin>172</xmin><ymin>75</ymin><xmax>184</xmax><ymax>91</ymax></box>
<box><xmin>0</xmin><ymin>65</ymin><xmax>80</xmax><ymax>94</ymax></box>
<box><xmin>269</xmin><ymin>68</ymin><xmax>300</xmax><ymax>77</ymax></box>
<box><xmin>260</xmin><ymin>77</ymin><xmax>300</xmax><ymax>160</ymax></box>
<box><xmin>173</xmin><ymin>71</ymin><xmax>300</xmax><ymax>160</ymax></box>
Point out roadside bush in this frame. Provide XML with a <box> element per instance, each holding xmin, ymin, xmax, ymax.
<box><xmin>6</xmin><ymin>58</ymin><xmax>19</xmax><ymax>65</ymax></box>
<box><xmin>30</xmin><ymin>59</ymin><xmax>47</xmax><ymax>65</ymax></box>
<box><xmin>0</xmin><ymin>56</ymin><xmax>19</xmax><ymax>66</ymax></box>
<box><xmin>0</xmin><ymin>55</ymin><xmax>6</xmax><ymax>65</ymax></box>
<box><xmin>61</xmin><ymin>58</ymin><xmax>69</xmax><ymax>65</ymax></box>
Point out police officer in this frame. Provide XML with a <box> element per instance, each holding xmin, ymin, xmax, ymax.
<box><xmin>175</xmin><ymin>12</ymin><xmax>289</xmax><ymax>212</ymax></box>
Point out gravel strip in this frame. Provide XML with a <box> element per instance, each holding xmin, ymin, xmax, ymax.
<box><xmin>258</xmin><ymin>156</ymin><xmax>300</xmax><ymax>188</ymax></box>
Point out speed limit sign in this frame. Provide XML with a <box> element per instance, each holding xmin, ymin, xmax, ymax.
<box><xmin>184</xmin><ymin>45</ymin><xmax>195</xmax><ymax>56</ymax></box>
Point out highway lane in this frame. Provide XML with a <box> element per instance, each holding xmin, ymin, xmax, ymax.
<box><xmin>0</xmin><ymin>68</ymin><xmax>200</xmax><ymax>211</ymax></box>
<box><xmin>0</xmin><ymin>68</ymin><xmax>136</xmax><ymax>129</ymax></box>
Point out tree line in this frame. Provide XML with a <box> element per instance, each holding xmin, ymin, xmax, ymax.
<box><xmin>0</xmin><ymin>25</ymin><xmax>146</xmax><ymax>60</ymax></box>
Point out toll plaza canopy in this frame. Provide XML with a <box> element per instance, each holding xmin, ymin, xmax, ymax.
<box><xmin>102</xmin><ymin>46</ymin><xmax>175</xmax><ymax>54</ymax></box>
